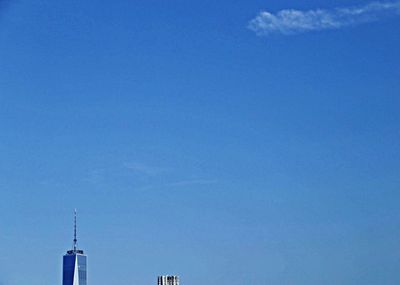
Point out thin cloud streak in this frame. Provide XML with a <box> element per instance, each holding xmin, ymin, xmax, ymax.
<box><xmin>134</xmin><ymin>179</ymin><xmax>218</xmax><ymax>192</ymax></box>
<box><xmin>248</xmin><ymin>1</ymin><xmax>400</xmax><ymax>35</ymax></box>
<box><xmin>167</xmin><ymin>179</ymin><xmax>218</xmax><ymax>187</ymax></box>
<box><xmin>124</xmin><ymin>162</ymin><xmax>170</xmax><ymax>176</ymax></box>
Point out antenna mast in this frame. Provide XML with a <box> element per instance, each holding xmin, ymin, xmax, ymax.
<box><xmin>73</xmin><ymin>209</ymin><xmax>77</xmax><ymax>252</ymax></box>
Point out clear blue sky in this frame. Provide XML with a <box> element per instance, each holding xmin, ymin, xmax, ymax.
<box><xmin>1</xmin><ymin>1</ymin><xmax>400</xmax><ymax>285</ymax></box>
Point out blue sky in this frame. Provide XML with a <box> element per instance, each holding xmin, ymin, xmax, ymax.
<box><xmin>0</xmin><ymin>1</ymin><xmax>400</xmax><ymax>285</ymax></box>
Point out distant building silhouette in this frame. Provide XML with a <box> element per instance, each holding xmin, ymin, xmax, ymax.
<box><xmin>62</xmin><ymin>210</ymin><xmax>87</xmax><ymax>285</ymax></box>
<box><xmin>158</xmin><ymin>276</ymin><xmax>179</xmax><ymax>285</ymax></box>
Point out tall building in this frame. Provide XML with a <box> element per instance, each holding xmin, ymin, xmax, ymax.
<box><xmin>62</xmin><ymin>210</ymin><xmax>87</xmax><ymax>285</ymax></box>
<box><xmin>158</xmin><ymin>276</ymin><xmax>179</xmax><ymax>285</ymax></box>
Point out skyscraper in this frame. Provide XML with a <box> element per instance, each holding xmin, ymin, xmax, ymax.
<box><xmin>62</xmin><ymin>210</ymin><xmax>87</xmax><ymax>285</ymax></box>
<box><xmin>158</xmin><ymin>276</ymin><xmax>179</xmax><ymax>285</ymax></box>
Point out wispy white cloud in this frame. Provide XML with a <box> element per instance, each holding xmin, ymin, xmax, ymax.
<box><xmin>133</xmin><ymin>179</ymin><xmax>218</xmax><ymax>192</ymax></box>
<box><xmin>124</xmin><ymin>162</ymin><xmax>169</xmax><ymax>176</ymax></box>
<box><xmin>167</xmin><ymin>179</ymin><xmax>218</xmax><ymax>187</ymax></box>
<box><xmin>248</xmin><ymin>1</ymin><xmax>400</xmax><ymax>35</ymax></box>
<box><xmin>84</xmin><ymin>168</ymin><xmax>105</xmax><ymax>185</ymax></box>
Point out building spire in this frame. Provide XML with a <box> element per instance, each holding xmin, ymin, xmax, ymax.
<box><xmin>73</xmin><ymin>209</ymin><xmax>77</xmax><ymax>252</ymax></box>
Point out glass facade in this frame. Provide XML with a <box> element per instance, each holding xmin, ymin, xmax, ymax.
<box><xmin>63</xmin><ymin>253</ymin><xmax>87</xmax><ymax>285</ymax></box>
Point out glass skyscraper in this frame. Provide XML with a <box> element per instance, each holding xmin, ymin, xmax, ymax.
<box><xmin>63</xmin><ymin>210</ymin><xmax>87</xmax><ymax>285</ymax></box>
